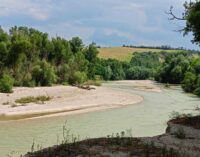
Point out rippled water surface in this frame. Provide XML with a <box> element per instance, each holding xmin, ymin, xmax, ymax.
<box><xmin>0</xmin><ymin>82</ymin><xmax>199</xmax><ymax>157</ymax></box>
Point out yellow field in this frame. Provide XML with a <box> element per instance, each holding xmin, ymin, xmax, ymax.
<box><xmin>98</xmin><ymin>47</ymin><xmax>177</xmax><ymax>61</ymax></box>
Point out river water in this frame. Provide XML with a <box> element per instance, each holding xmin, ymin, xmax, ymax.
<box><xmin>0</xmin><ymin>82</ymin><xmax>199</xmax><ymax>157</ymax></box>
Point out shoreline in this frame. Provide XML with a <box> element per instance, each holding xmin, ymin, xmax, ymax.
<box><xmin>24</xmin><ymin>117</ymin><xmax>200</xmax><ymax>157</ymax></box>
<box><xmin>0</xmin><ymin>80</ymin><xmax>160</xmax><ymax>121</ymax></box>
<box><xmin>0</xmin><ymin>102</ymin><xmax>141</xmax><ymax>121</ymax></box>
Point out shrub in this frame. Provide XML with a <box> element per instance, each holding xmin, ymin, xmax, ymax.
<box><xmin>69</xmin><ymin>71</ymin><xmax>87</xmax><ymax>85</ymax></box>
<box><xmin>0</xmin><ymin>74</ymin><xmax>14</xmax><ymax>93</ymax></box>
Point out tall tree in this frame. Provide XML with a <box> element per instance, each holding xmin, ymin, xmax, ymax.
<box><xmin>167</xmin><ymin>1</ymin><xmax>200</xmax><ymax>45</ymax></box>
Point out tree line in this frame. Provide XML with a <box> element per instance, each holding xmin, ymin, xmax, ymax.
<box><xmin>155</xmin><ymin>52</ymin><xmax>200</xmax><ymax>96</ymax></box>
<box><xmin>122</xmin><ymin>45</ymin><xmax>189</xmax><ymax>51</ymax></box>
<box><xmin>0</xmin><ymin>26</ymin><xmax>160</xmax><ymax>93</ymax></box>
<box><xmin>0</xmin><ymin>26</ymin><xmax>103</xmax><ymax>92</ymax></box>
<box><xmin>0</xmin><ymin>26</ymin><xmax>200</xmax><ymax>97</ymax></box>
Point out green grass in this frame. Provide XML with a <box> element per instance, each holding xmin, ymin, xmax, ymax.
<box><xmin>15</xmin><ymin>96</ymin><xmax>52</xmax><ymax>104</ymax></box>
<box><xmin>98</xmin><ymin>47</ymin><xmax>179</xmax><ymax>61</ymax></box>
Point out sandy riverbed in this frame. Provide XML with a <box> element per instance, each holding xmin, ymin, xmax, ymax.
<box><xmin>0</xmin><ymin>80</ymin><xmax>161</xmax><ymax>121</ymax></box>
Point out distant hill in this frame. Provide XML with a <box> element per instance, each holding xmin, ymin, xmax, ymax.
<box><xmin>97</xmin><ymin>47</ymin><xmax>179</xmax><ymax>61</ymax></box>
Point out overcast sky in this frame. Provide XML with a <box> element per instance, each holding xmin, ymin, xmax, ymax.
<box><xmin>0</xmin><ymin>0</ymin><xmax>199</xmax><ymax>49</ymax></box>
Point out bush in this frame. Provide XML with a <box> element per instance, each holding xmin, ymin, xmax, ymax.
<box><xmin>69</xmin><ymin>71</ymin><xmax>87</xmax><ymax>85</ymax></box>
<box><xmin>0</xmin><ymin>74</ymin><xmax>14</xmax><ymax>93</ymax></box>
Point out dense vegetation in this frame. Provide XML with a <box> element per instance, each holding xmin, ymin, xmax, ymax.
<box><xmin>0</xmin><ymin>25</ymin><xmax>200</xmax><ymax>96</ymax></box>
<box><xmin>155</xmin><ymin>52</ymin><xmax>200</xmax><ymax>96</ymax></box>
<box><xmin>0</xmin><ymin>26</ymin><xmax>102</xmax><ymax>93</ymax></box>
<box><xmin>0</xmin><ymin>26</ymin><xmax>170</xmax><ymax>93</ymax></box>
<box><xmin>0</xmin><ymin>26</ymin><xmax>157</xmax><ymax>93</ymax></box>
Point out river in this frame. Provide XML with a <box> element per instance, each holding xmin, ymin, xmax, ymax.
<box><xmin>0</xmin><ymin>82</ymin><xmax>199</xmax><ymax>157</ymax></box>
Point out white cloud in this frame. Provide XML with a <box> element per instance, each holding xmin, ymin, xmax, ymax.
<box><xmin>0</xmin><ymin>0</ymin><xmax>198</xmax><ymax>49</ymax></box>
<box><xmin>0</xmin><ymin>0</ymin><xmax>52</xmax><ymax>20</ymax></box>
<box><xmin>35</xmin><ymin>22</ymin><xmax>95</xmax><ymax>44</ymax></box>
<box><xmin>103</xmin><ymin>28</ymin><xmax>134</xmax><ymax>40</ymax></box>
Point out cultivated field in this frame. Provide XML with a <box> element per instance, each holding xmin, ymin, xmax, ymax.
<box><xmin>98</xmin><ymin>47</ymin><xmax>177</xmax><ymax>61</ymax></box>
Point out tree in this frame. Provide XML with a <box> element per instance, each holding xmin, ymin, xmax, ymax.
<box><xmin>69</xmin><ymin>37</ymin><xmax>84</xmax><ymax>54</ymax></box>
<box><xmin>51</xmin><ymin>37</ymin><xmax>72</xmax><ymax>65</ymax></box>
<box><xmin>84</xmin><ymin>43</ymin><xmax>99</xmax><ymax>79</ymax></box>
<box><xmin>0</xmin><ymin>74</ymin><xmax>14</xmax><ymax>93</ymax></box>
<box><xmin>156</xmin><ymin>52</ymin><xmax>190</xmax><ymax>84</ymax></box>
<box><xmin>0</xmin><ymin>26</ymin><xmax>9</xmax><ymax>42</ymax></box>
<box><xmin>194</xmin><ymin>75</ymin><xmax>200</xmax><ymax>96</ymax></box>
<box><xmin>167</xmin><ymin>1</ymin><xmax>200</xmax><ymax>45</ymax></box>
<box><xmin>0</xmin><ymin>42</ymin><xmax>8</xmax><ymax>68</ymax></box>
<box><xmin>183</xmin><ymin>1</ymin><xmax>200</xmax><ymax>45</ymax></box>
<box><xmin>32</xmin><ymin>60</ymin><xmax>57</xmax><ymax>86</ymax></box>
<box><xmin>182</xmin><ymin>72</ymin><xmax>196</xmax><ymax>92</ymax></box>
<box><xmin>127</xmin><ymin>66</ymin><xmax>151</xmax><ymax>80</ymax></box>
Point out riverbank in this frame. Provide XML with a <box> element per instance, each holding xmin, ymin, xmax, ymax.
<box><xmin>0</xmin><ymin>80</ymin><xmax>161</xmax><ymax>121</ymax></box>
<box><xmin>24</xmin><ymin>116</ymin><xmax>200</xmax><ymax>157</ymax></box>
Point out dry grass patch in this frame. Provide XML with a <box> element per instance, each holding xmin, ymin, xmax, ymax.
<box><xmin>98</xmin><ymin>47</ymin><xmax>177</xmax><ymax>61</ymax></box>
<box><xmin>15</xmin><ymin>96</ymin><xmax>52</xmax><ymax>104</ymax></box>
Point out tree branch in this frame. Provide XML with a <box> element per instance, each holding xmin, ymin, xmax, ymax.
<box><xmin>165</xmin><ymin>6</ymin><xmax>185</xmax><ymax>21</ymax></box>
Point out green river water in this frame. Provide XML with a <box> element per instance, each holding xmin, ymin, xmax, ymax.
<box><xmin>0</xmin><ymin>82</ymin><xmax>200</xmax><ymax>157</ymax></box>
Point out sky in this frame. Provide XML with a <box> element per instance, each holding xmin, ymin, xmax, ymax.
<box><xmin>0</xmin><ymin>0</ymin><xmax>199</xmax><ymax>50</ymax></box>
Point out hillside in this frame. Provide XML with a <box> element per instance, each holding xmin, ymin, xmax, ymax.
<box><xmin>98</xmin><ymin>47</ymin><xmax>178</xmax><ymax>61</ymax></box>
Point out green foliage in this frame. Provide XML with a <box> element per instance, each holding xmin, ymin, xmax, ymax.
<box><xmin>32</xmin><ymin>61</ymin><xmax>57</xmax><ymax>86</ymax></box>
<box><xmin>0</xmin><ymin>42</ymin><xmax>8</xmax><ymax>65</ymax></box>
<box><xmin>0</xmin><ymin>25</ymin><xmax>199</xmax><ymax>98</ymax></box>
<box><xmin>156</xmin><ymin>52</ymin><xmax>190</xmax><ymax>84</ymax></box>
<box><xmin>156</xmin><ymin>51</ymin><xmax>200</xmax><ymax>96</ymax></box>
<box><xmin>69</xmin><ymin>71</ymin><xmax>87</xmax><ymax>85</ymax></box>
<box><xmin>0</xmin><ymin>74</ymin><xmax>14</xmax><ymax>93</ymax></box>
<box><xmin>56</xmin><ymin>64</ymin><xmax>70</xmax><ymax>83</ymax></box>
<box><xmin>108</xmin><ymin>59</ymin><xmax>125</xmax><ymax>80</ymax></box>
<box><xmin>182</xmin><ymin>72</ymin><xmax>196</xmax><ymax>92</ymax></box>
<box><xmin>85</xmin><ymin>43</ymin><xmax>99</xmax><ymax>79</ymax></box>
<box><xmin>95</xmin><ymin>58</ymin><xmax>125</xmax><ymax>80</ymax></box>
<box><xmin>69</xmin><ymin>37</ymin><xmax>84</xmax><ymax>54</ymax></box>
<box><xmin>194</xmin><ymin>75</ymin><xmax>200</xmax><ymax>96</ymax></box>
<box><xmin>127</xmin><ymin>52</ymin><xmax>160</xmax><ymax>80</ymax></box>
<box><xmin>127</xmin><ymin>66</ymin><xmax>152</xmax><ymax>80</ymax></box>
<box><xmin>103</xmin><ymin>66</ymin><xmax>113</xmax><ymax>80</ymax></box>
<box><xmin>183</xmin><ymin>1</ymin><xmax>200</xmax><ymax>45</ymax></box>
<box><xmin>130</xmin><ymin>52</ymin><xmax>160</xmax><ymax>69</ymax></box>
